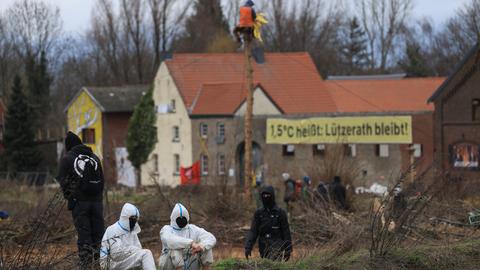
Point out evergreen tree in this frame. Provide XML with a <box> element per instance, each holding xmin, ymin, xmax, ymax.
<box><xmin>26</xmin><ymin>51</ymin><xmax>52</xmax><ymax>121</ymax></box>
<box><xmin>399</xmin><ymin>42</ymin><xmax>433</xmax><ymax>77</ymax></box>
<box><xmin>340</xmin><ymin>17</ymin><xmax>370</xmax><ymax>75</ymax></box>
<box><xmin>126</xmin><ymin>87</ymin><xmax>157</xmax><ymax>171</ymax></box>
<box><xmin>176</xmin><ymin>0</ymin><xmax>232</xmax><ymax>52</ymax></box>
<box><xmin>4</xmin><ymin>75</ymin><xmax>40</xmax><ymax>172</ymax></box>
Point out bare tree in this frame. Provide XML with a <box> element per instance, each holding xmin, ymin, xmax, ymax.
<box><xmin>357</xmin><ymin>0</ymin><xmax>413</xmax><ymax>72</ymax></box>
<box><xmin>262</xmin><ymin>0</ymin><xmax>345</xmax><ymax>77</ymax></box>
<box><xmin>6</xmin><ymin>0</ymin><xmax>62</xmax><ymax>60</ymax></box>
<box><xmin>90</xmin><ymin>0</ymin><xmax>122</xmax><ymax>82</ymax></box>
<box><xmin>148</xmin><ymin>0</ymin><xmax>191</xmax><ymax>69</ymax></box>
<box><xmin>121</xmin><ymin>0</ymin><xmax>148</xmax><ymax>83</ymax></box>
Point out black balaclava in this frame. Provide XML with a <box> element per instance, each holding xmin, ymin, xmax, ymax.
<box><xmin>65</xmin><ymin>131</ymin><xmax>82</xmax><ymax>152</ymax></box>
<box><xmin>129</xmin><ymin>216</ymin><xmax>138</xmax><ymax>231</ymax></box>
<box><xmin>176</xmin><ymin>216</ymin><xmax>188</xmax><ymax>228</ymax></box>
<box><xmin>261</xmin><ymin>192</ymin><xmax>274</xmax><ymax>209</ymax></box>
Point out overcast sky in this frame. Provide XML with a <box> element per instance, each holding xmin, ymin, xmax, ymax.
<box><xmin>0</xmin><ymin>0</ymin><xmax>473</xmax><ymax>33</ymax></box>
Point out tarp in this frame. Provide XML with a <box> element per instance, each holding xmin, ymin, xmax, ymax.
<box><xmin>266</xmin><ymin>116</ymin><xmax>412</xmax><ymax>144</ymax></box>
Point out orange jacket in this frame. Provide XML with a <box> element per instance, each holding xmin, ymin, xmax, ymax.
<box><xmin>239</xmin><ymin>6</ymin><xmax>254</xmax><ymax>27</ymax></box>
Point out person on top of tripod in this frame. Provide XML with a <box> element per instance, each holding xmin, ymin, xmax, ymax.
<box><xmin>234</xmin><ymin>0</ymin><xmax>257</xmax><ymax>44</ymax></box>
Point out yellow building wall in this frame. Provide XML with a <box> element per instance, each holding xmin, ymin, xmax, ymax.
<box><xmin>66</xmin><ymin>90</ymin><xmax>103</xmax><ymax>159</ymax></box>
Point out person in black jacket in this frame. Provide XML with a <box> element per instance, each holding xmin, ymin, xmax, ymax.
<box><xmin>56</xmin><ymin>131</ymin><xmax>105</xmax><ymax>268</ymax></box>
<box><xmin>331</xmin><ymin>176</ymin><xmax>347</xmax><ymax>209</ymax></box>
<box><xmin>245</xmin><ymin>186</ymin><xmax>292</xmax><ymax>261</ymax></box>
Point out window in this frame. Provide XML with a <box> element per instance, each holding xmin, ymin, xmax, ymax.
<box><xmin>282</xmin><ymin>145</ymin><xmax>295</xmax><ymax>156</ymax></box>
<box><xmin>216</xmin><ymin>122</ymin><xmax>225</xmax><ymax>144</ymax></box>
<box><xmin>81</xmin><ymin>129</ymin><xmax>95</xmax><ymax>144</ymax></box>
<box><xmin>313</xmin><ymin>144</ymin><xmax>326</xmax><ymax>156</ymax></box>
<box><xmin>153</xmin><ymin>154</ymin><xmax>159</xmax><ymax>173</ymax></box>
<box><xmin>200</xmin><ymin>123</ymin><xmax>208</xmax><ymax>138</ymax></box>
<box><xmin>172</xmin><ymin>126</ymin><xmax>180</xmax><ymax>142</ymax></box>
<box><xmin>217</xmin><ymin>122</ymin><xmax>225</xmax><ymax>137</ymax></box>
<box><xmin>174</xmin><ymin>154</ymin><xmax>180</xmax><ymax>175</ymax></box>
<box><xmin>201</xmin><ymin>154</ymin><xmax>209</xmax><ymax>175</ymax></box>
<box><xmin>376</xmin><ymin>144</ymin><xmax>389</xmax><ymax>157</ymax></box>
<box><xmin>412</xmin><ymin>144</ymin><xmax>423</xmax><ymax>158</ymax></box>
<box><xmin>217</xmin><ymin>154</ymin><xmax>226</xmax><ymax>175</ymax></box>
<box><xmin>170</xmin><ymin>99</ymin><xmax>176</xmax><ymax>113</ymax></box>
<box><xmin>344</xmin><ymin>144</ymin><xmax>357</xmax><ymax>157</ymax></box>
<box><xmin>473</xmin><ymin>99</ymin><xmax>480</xmax><ymax>121</ymax></box>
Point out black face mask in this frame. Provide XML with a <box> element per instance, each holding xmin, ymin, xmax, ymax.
<box><xmin>176</xmin><ymin>216</ymin><xmax>188</xmax><ymax>228</ymax></box>
<box><xmin>261</xmin><ymin>193</ymin><xmax>274</xmax><ymax>209</ymax></box>
<box><xmin>129</xmin><ymin>217</ymin><xmax>138</xmax><ymax>231</ymax></box>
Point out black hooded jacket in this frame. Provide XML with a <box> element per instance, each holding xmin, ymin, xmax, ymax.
<box><xmin>57</xmin><ymin>133</ymin><xmax>104</xmax><ymax>202</ymax></box>
<box><xmin>245</xmin><ymin>186</ymin><xmax>292</xmax><ymax>260</ymax></box>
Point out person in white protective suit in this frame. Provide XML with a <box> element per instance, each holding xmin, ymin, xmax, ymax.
<box><xmin>100</xmin><ymin>203</ymin><xmax>156</xmax><ymax>270</ymax></box>
<box><xmin>159</xmin><ymin>203</ymin><xmax>216</xmax><ymax>270</ymax></box>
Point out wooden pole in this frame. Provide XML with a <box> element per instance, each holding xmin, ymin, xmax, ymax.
<box><xmin>244</xmin><ymin>39</ymin><xmax>254</xmax><ymax>198</ymax></box>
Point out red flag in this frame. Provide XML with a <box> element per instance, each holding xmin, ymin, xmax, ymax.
<box><xmin>180</xmin><ymin>161</ymin><xmax>201</xmax><ymax>185</ymax></box>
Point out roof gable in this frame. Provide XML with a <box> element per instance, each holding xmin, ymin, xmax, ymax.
<box><xmin>190</xmin><ymin>83</ymin><xmax>282</xmax><ymax>116</ymax></box>
<box><xmin>84</xmin><ymin>85</ymin><xmax>149</xmax><ymax>113</ymax></box>
<box><xmin>428</xmin><ymin>43</ymin><xmax>478</xmax><ymax>103</ymax></box>
<box><xmin>165</xmin><ymin>53</ymin><xmax>337</xmax><ymax>114</ymax></box>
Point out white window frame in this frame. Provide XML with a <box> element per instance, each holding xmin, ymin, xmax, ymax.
<box><xmin>379</xmin><ymin>144</ymin><xmax>389</xmax><ymax>157</ymax></box>
<box><xmin>174</xmin><ymin>154</ymin><xmax>180</xmax><ymax>175</ymax></box>
<box><xmin>201</xmin><ymin>154</ymin><xmax>209</xmax><ymax>176</ymax></box>
<box><xmin>346</xmin><ymin>144</ymin><xmax>357</xmax><ymax>157</ymax></box>
<box><xmin>172</xmin><ymin>126</ymin><xmax>180</xmax><ymax>142</ymax></box>
<box><xmin>200</xmin><ymin>123</ymin><xmax>208</xmax><ymax>138</ymax></box>
<box><xmin>283</xmin><ymin>145</ymin><xmax>295</xmax><ymax>156</ymax></box>
<box><xmin>313</xmin><ymin>144</ymin><xmax>326</xmax><ymax>156</ymax></box>
<box><xmin>217</xmin><ymin>154</ymin><xmax>225</xmax><ymax>175</ymax></box>
<box><xmin>412</xmin><ymin>144</ymin><xmax>422</xmax><ymax>158</ymax></box>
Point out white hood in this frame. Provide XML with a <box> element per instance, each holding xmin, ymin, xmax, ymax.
<box><xmin>118</xmin><ymin>203</ymin><xmax>141</xmax><ymax>233</ymax></box>
<box><xmin>170</xmin><ymin>203</ymin><xmax>189</xmax><ymax>230</ymax></box>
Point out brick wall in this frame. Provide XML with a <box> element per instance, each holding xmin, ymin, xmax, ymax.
<box><xmin>433</xmin><ymin>69</ymin><xmax>480</xmax><ymax>186</ymax></box>
<box><xmin>102</xmin><ymin>112</ymin><xmax>132</xmax><ymax>184</ymax></box>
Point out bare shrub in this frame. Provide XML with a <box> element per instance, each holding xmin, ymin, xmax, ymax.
<box><xmin>368</xmin><ymin>161</ymin><xmax>449</xmax><ymax>258</ymax></box>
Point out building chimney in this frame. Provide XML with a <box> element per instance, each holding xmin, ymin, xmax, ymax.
<box><xmin>252</xmin><ymin>47</ymin><xmax>265</xmax><ymax>64</ymax></box>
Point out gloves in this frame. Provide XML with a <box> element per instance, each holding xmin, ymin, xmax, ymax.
<box><xmin>245</xmin><ymin>250</ymin><xmax>251</xmax><ymax>259</ymax></box>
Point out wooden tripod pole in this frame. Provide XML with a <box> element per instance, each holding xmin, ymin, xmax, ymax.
<box><xmin>244</xmin><ymin>39</ymin><xmax>254</xmax><ymax>198</ymax></box>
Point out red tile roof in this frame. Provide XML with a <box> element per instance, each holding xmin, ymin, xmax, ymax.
<box><xmin>165</xmin><ymin>53</ymin><xmax>337</xmax><ymax>114</ymax></box>
<box><xmin>191</xmin><ymin>83</ymin><xmax>246</xmax><ymax>115</ymax></box>
<box><xmin>191</xmin><ymin>83</ymin><xmax>282</xmax><ymax>115</ymax></box>
<box><xmin>326</xmin><ymin>78</ymin><xmax>445</xmax><ymax>113</ymax></box>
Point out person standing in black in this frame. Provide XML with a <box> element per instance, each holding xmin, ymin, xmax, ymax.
<box><xmin>57</xmin><ymin>132</ymin><xmax>105</xmax><ymax>268</ymax></box>
<box><xmin>331</xmin><ymin>176</ymin><xmax>347</xmax><ymax>209</ymax></box>
<box><xmin>245</xmin><ymin>186</ymin><xmax>292</xmax><ymax>261</ymax></box>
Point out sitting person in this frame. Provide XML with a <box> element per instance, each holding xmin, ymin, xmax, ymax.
<box><xmin>100</xmin><ymin>203</ymin><xmax>156</xmax><ymax>270</ymax></box>
<box><xmin>159</xmin><ymin>203</ymin><xmax>216</xmax><ymax>270</ymax></box>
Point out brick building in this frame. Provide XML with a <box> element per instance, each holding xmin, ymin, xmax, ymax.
<box><xmin>66</xmin><ymin>85</ymin><xmax>148</xmax><ymax>185</ymax></box>
<box><xmin>428</xmin><ymin>44</ymin><xmax>480</xmax><ymax>186</ymax></box>
<box><xmin>141</xmin><ymin>52</ymin><xmax>444</xmax><ymax>188</ymax></box>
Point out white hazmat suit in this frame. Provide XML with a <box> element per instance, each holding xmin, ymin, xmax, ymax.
<box><xmin>159</xmin><ymin>203</ymin><xmax>216</xmax><ymax>270</ymax></box>
<box><xmin>100</xmin><ymin>203</ymin><xmax>156</xmax><ymax>270</ymax></box>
